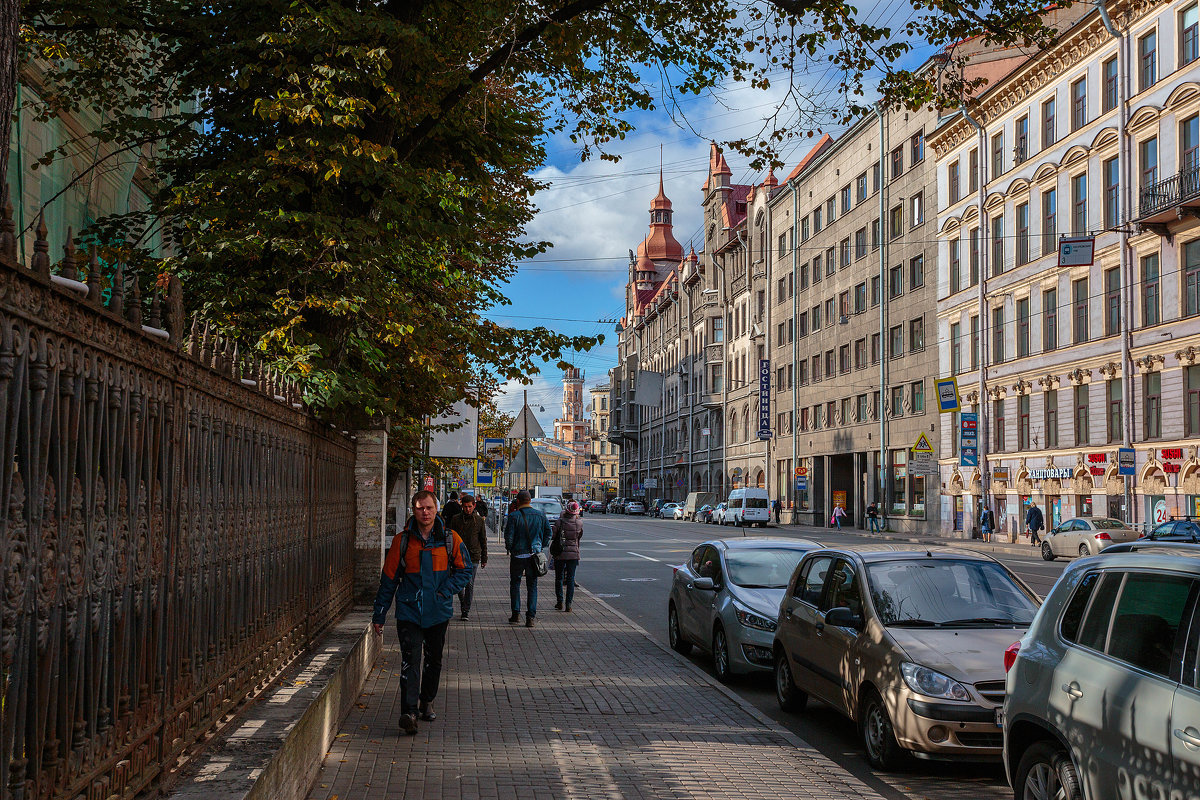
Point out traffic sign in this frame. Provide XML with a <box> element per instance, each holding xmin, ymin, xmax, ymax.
<box><xmin>912</xmin><ymin>432</ymin><xmax>935</xmax><ymax>454</ymax></box>
<box><xmin>909</xmin><ymin>452</ymin><xmax>934</xmax><ymax>474</ymax></box>
<box><xmin>1118</xmin><ymin>447</ymin><xmax>1135</xmax><ymax>476</ymax></box>
<box><xmin>1058</xmin><ymin>236</ymin><xmax>1095</xmax><ymax>267</ymax></box>
<box><xmin>936</xmin><ymin>378</ymin><xmax>960</xmax><ymax>413</ymax></box>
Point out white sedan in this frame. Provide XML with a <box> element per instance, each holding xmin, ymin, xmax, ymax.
<box><xmin>661</xmin><ymin>502</ymin><xmax>683</xmax><ymax>520</ymax></box>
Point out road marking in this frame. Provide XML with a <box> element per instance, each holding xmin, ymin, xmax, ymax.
<box><xmin>627</xmin><ymin>551</ymin><xmax>660</xmax><ymax>562</ymax></box>
<box><xmin>594</xmin><ymin>541</ymin><xmax>608</xmax><ymax>546</ymax></box>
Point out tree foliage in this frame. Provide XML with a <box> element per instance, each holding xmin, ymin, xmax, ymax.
<box><xmin>21</xmin><ymin>0</ymin><xmax>1061</xmax><ymax>455</ymax></box>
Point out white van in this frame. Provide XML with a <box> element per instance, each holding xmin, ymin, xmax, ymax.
<box><xmin>724</xmin><ymin>488</ymin><xmax>770</xmax><ymax>527</ymax></box>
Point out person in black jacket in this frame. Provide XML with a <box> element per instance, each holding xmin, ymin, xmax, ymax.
<box><xmin>442</xmin><ymin>491</ymin><xmax>462</xmax><ymax>522</ymax></box>
<box><xmin>1025</xmin><ymin>502</ymin><xmax>1045</xmax><ymax>546</ymax></box>
<box><xmin>448</xmin><ymin>495</ymin><xmax>487</xmax><ymax>620</ymax></box>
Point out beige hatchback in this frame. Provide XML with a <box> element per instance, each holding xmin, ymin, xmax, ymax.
<box><xmin>772</xmin><ymin>545</ymin><xmax>1040</xmax><ymax>769</ymax></box>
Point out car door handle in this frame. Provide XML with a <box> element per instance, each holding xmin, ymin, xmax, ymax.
<box><xmin>1060</xmin><ymin>682</ymin><xmax>1083</xmax><ymax>699</ymax></box>
<box><xmin>1174</xmin><ymin>727</ymin><xmax>1200</xmax><ymax>749</ymax></box>
<box><xmin>783</xmin><ymin>606</ymin><xmax>794</xmax><ymax>617</ymax></box>
<box><xmin>815</xmin><ymin>622</ymin><xmax>825</xmax><ymax>633</ymax></box>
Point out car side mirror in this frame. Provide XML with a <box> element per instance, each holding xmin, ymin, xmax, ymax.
<box><xmin>825</xmin><ymin>606</ymin><xmax>864</xmax><ymax>631</ymax></box>
<box><xmin>692</xmin><ymin>577</ymin><xmax>715</xmax><ymax>591</ymax></box>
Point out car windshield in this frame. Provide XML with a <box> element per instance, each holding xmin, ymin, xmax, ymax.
<box><xmin>725</xmin><ymin>548</ymin><xmax>812</xmax><ymax>589</ymax></box>
<box><xmin>866</xmin><ymin>559</ymin><xmax>1038</xmax><ymax>627</ymax></box>
<box><xmin>746</xmin><ymin>498</ymin><xmax>768</xmax><ymax>509</ymax></box>
<box><xmin>1091</xmin><ymin>518</ymin><xmax>1130</xmax><ymax>530</ymax></box>
<box><xmin>530</xmin><ymin>500</ymin><xmax>561</xmax><ymax>516</ymax></box>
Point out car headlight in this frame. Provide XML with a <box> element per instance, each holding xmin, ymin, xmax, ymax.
<box><xmin>733</xmin><ymin>603</ymin><xmax>777</xmax><ymax>632</ymax></box>
<box><xmin>900</xmin><ymin>662</ymin><xmax>972</xmax><ymax>701</ymax></box>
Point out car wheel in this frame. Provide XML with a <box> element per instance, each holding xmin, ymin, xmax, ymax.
<box><xmin>775</xmin><ymin>650</ymin><xmax>808</xmax><ymax>712</ymax></box>
<box><xmin>712</xmin><ymin>625</ymin><xmax>733</xmax><ymax>683</ymax></box>
<box><xmin>1041</xmin><ymin>541</ymin><xmax>1056</xmax><ymax>561</ymax></box>
<box><xmin>1015</xmin><ymin>741</ymin><xmax>1082</xmax><ymax>800</ymax></box>
<box><xmin>1078</xmin><ymin>543</ymin><xmax>1091</xmax><ymax>558</ymax></box>
<box><xmin>668</xmin><ymin>604</ymin><xmax>692</xmax><ymax>656</ymax></box>
<box><xmin>860</xmin><ymin>688</ymin><xmax>905</xmax><ymax>770</ymax></box>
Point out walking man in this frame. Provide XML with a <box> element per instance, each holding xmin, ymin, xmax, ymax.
<box><xmin>866</xmin><ymin>502</ymin><xmax>881</xmax><ymax>533</ymax></box>
<box><xmin>504</xmin><ymin>490</ymin><xmax>551</xmax><ymax>627</ymax></box>
<box><xmin>1026</xmin><ymin>501</ymin><xmax>1045</xmax><ymax>546</ymax></box>
<box><xmin>448</xmin><ymin>494</ymin><xmax>487</xmax><ymax>620</ymax></box>
<box><xmin>442</xmin><ymin>490</ymin><xmax>462</xmax><ymax>522</ymax></box>
<box><xmin>771</xmin><ymin>498</ymin><xmax>781</xmax><ymax>524</ymax></box>
<box><xmin>372</xmin><ymin>490</ymin><xmax>473</xmax><ymax>735</ymax></box>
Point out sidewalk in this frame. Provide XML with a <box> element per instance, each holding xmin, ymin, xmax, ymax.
<box><xmin>772</xmin><ymin>519</ymin><xmax>1043</xmax><ymax>559</ymax></box>
<box><xmin>306</xmin><ymin>563</ymin><xmax>886</xmax><ymax>800</ymax></box>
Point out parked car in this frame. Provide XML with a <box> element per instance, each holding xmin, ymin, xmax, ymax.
<box><xmin>649</xmin><ymin>498</ymin><xmax>668</xmax><ymax>517</ymax></box>
<box><xmin>1140</xmin><ymin>517</ymin><xmax>1200</xmax><ymax>542</ymax></box>
<box><xmin>529</xmin><ymin>497</ymin><xmax>563</xmax><ymax>525</ymax></box>
<box><xmin>609</xmin><ymin>498</ymin><xmax>626</xmax><ymax>514</ymax></box>
<box><xmin>1003</xmin><ymin>543</ymin><xmax>1200</xmax><ymax>800</ymax></box>
<box><xmin>773</xmin><ymin>545</ymin><xmax>1040</xmax><ymax>769</ymax></box>
<box><xmin>625</xmin><ymin>500</ymin><xmax>646</xmax><ymax>515</ymax></box>
<box><xmin>669</xmin><ymin>537</ymin><xmax>821</xmax><ymax>681</ymax></box>
<box><xmin>696</xmin><ymin>504</ymin><xmax>716</xmax><ymax>524</ymax></box>
<box><xmin>710</xmin><ymin>502</ymin><xmax>729</xmax><ymax>524</ymax></box>
<box><xmin>1039</xmin><ymin>516</ymin><xmax>1140</xmax><ymax>560</ymax></box>
<box><xmin>725</xmin><ymin>488</ymin><xmax>770</xmax><ymax>527</ymax></box>
<box><xmin>669</xmin><ymin>504</ymin><xmax>686</xmax><ymax>520</ymax></box>
<box><xmin>660</xmin><ymin>502</ymin><xmax>683</xmax><ymax>520</ymax></box>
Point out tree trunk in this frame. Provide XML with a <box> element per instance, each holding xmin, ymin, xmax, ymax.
<box><xmin>0</xmin><ymin>0</ymin><xmax>17</xmax><ymax>177</ymax></box>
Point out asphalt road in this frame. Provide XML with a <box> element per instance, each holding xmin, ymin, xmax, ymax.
<box><xmin>561</xmin><ymin>512</ymin><xmax>1068</xmax><ymax>800</ymax></box>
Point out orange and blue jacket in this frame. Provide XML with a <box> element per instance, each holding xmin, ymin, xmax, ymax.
<box><xmin>372</xmin><ymin>516</ymin><xmax>473</xmax><ymax>628</ymax></box>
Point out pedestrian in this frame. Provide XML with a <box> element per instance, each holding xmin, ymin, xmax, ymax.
<box><xmin>504</xmin><ymin>490</ymin><xmax>552</xmax><ymax>627</ymax></box>
<box><xmin>866</xmin><ymin>502</ymin><xmax>881</xmax><ymax>533</ymax></box>
<box><xmin>475</xmin><ymin>495</ymin><xmax>489</xmax><ymax>520</ymax></box>
<box><xmin>448</xmin><ymin>494</ymin><xmax>487</xmax><ymax>620</ymax></box>
<box><xmin>772</xmin><ymin>498</ymin><xmax>781</xmax><ymax>524</ymax></box>
<box><xmin>831</xmin><ymin>504</ymin><xmax>847</xmax><ymax>530</ymax></box>
<box><xmin>371</xmin><ymin>490</ymin><xmax>473</xmax><ymax>735</ymax></box>
<box><xmin>442</xmin><ymin>490</ymin><xmax>462</xmax><ymax>521</ymax></box>
<box><xmin>552</xmin><ymin>500</ymin><xmax>584</xmax><ymax>612</ymax></box>
<box><xmin>979</xmin><ymin>504</ymin><xmax>995</xmax><ymax>542</ymax></box>
<box><xmin>1025</xmin><ymin>501</ymin><xmax>1045</xmax><ymax>546</ymax></box>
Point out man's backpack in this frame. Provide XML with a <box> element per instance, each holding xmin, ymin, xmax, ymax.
<box><xmin>396</xmin><ymin>527</ymin><xmax>456</xmax><ymax>573</ymax></box>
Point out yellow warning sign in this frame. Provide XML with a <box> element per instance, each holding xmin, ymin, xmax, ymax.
<box><xmin>912</xmin><ymin>432</ymin><xmax>935</xmax><ymax>454</ymax></box>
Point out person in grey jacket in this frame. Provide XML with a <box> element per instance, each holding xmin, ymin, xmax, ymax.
<box><xmin>552</xmin><ymin>501</ymin><xmax>584</xmax><ymax>612</ymax></box>
<box><xmin>504</xmin><ymin>491</ymin><xmax>552</xmax><ymax>627</ymax></box>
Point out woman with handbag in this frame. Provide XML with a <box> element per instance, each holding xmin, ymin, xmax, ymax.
<box><xmin>552</xmin><ymin>501</ymin><xmax>584</xmax><ymax>612</ymax></box>
<box><xmin>503</xmin><ymin>490</ymin><xmax>552</xmax><ymax>627</ymax></box>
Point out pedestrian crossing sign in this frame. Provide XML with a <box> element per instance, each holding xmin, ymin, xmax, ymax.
<box><xmin>911</xmin><ymin>432</ymin><xmax>935</xmax><ymax>454</ymax></box>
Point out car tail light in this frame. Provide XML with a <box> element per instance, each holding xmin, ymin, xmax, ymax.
<box><xmin>1094</xmin><ymin>532</ymin><xmax>1111</xmax><ymax>540</ymax></box>
<box><xmin>1004</xmin><ymin>641</ymin><xmax>1020</xmax><ymax>672</ymax></box>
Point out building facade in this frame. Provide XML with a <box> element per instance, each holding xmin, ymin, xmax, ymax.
<box><xmin>552</xmin><ymin>367</ymin><xmax>590</xmax><ymax>494</ymax></box>
<box><xmin>588</xmin><ymin>382</ymin><xmax>619</xmax><ymax>499</ymax></box>
<box><xmin>932</xmin><ymin>0</ymin><xmax>1200</xmax><ymax>538</ymax></box>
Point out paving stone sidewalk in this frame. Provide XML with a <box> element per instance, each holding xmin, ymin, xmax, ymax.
<box><xmin>307</xmin><ymin>561</ymin><xmax>886</xmax><ymax>800</ymax></box>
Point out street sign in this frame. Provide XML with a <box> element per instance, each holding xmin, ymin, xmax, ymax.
<box><xmin>1118</xmin><ymin>447</ymin><xmax>1135</xmax><ymax>476</ymax></box>
<box><xmin>960</xmin><ymin>412</ymin><xmax>978</xmax><ymax>467</ymax></box>
<box><xmin>912</xmin><ymin>432</ymin><xmax>935</xmax><ymax>454</ymax></box>
<box><xmin>645</xmin><ymin>478</ymin><xmax>658</xmax><ymax>488</ymax></box>
<box><xmin>701</xmin><ymin>427</ymin><xmax>710</xmax><ymax>436</ymax></box>
<box><xmin>909</xmin><ymin>452</ymin><xmax>934</xmax><ymax>475</ymax></box>
<box><xmin>474</xmin><ymin>459</ymin><xmax>496</xmax><ymax>487</ymax></box>
<box><xmin>1058</xmin><ymin>235</ymin><xmax>1095</xmax><ymax>267</ymax></box>
<box><xmin>936</xmin><ymin>377</ymin><xmax>960</xmax><ymax>413</ymax></box>
<box><xmin>795</xmin><ymin>477</ymin><xmax>807</xmax><ymax>491</ymax></box>
<box><xmin>758</xmin><ymin>358</ymin><xmax>771</xmax><ymax>439</ymax></box>
<box><xmin>482</xmin><ymin>437</ymin><xmax>505</xmax><ymax>457</ymax></box>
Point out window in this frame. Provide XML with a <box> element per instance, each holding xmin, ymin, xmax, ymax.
<box><xmin>910</xmin><ymin>254</ymin><xmax>924</xmax><ymax>289</ymax></box>
<box><xmin>811</xmin><ymin>355</ymin><xmax>820</xmax><ymax>384</ymax></box>
<box><xmin>856</xmin><ymin>172</ymin><xmax>868</xmax><ymax>204</ymax></box>
<box><xmin>1071</xmin><ymin>173</ymin><xmax>1088</xmax><ymax>234</ymax></box>
<box><xmin>1143</xmin><ymin>252</ymin><xmax>1160</xmax><ymax>326</ymax></box>
<box><xmin>1139</xmin><ymin>30</ymin><xmax>1157</xmax><ymax>92</ymax></box>
<box><xmin>1184</xmin><ymin>4</ymin><xmax>1199</xmax><ymax>66</ymax></box>
<box><xmin>1145</xmin><ymin>372</ymin><xmax>1161</xmax><ymax>439</ymax></box>
<box><xmin>912</xmin><ymin>380</ymin><xmax>924</xmax><ymax>414</ymax></box>
<box><xmin>1015</xmin><ymin>115</ymin><xmax>1029</xmax><ymax>164</ymax></box>
<box><xmin>827</xmin><ymin>400</ymin><xmax>836</xmax><ymax>425</ymax></box>
<box><xmin>910</xmin><ymin>192</ymin><xmax>924</xmax><ymax>227</ymax></box>
<box><xmin>712</xmin><ymin>317</ymin><xmax>724</xmax><ymax>342</ymax></box>
<box><xmin>839</xmin><ymin>238</ymin><xmax>850</xmax><ymax>270</ymax></box>
<box><xmin>1103</xmin><ymin>56</ymin><xmax>1118</xmax><ymax>113</ymax></box>
<box><xmin>993</xmin><ymin>398</ymin><xmax>1006</xmax><ymax>451</ymax></box>
<box><xmin>801</xmin><ymin>260</ymin><xmax>810</xmax><ymax>290</ymax></box>
<box><xmin>1017</xmin><ymin>297</ymin><xmax>1030</xmax><ymax>357</ymax></box>
<box><xmin>1107</xmin><ymin>379</ymin><xmax>1122</xmax><ymax>443</ymax></box>
<box><xmin>840</xmin><ymin>344</ymin><xmax>851</xmax><ymax>374</ymax></box>
<box><xmin>854</xmin><ymin>282</ymin><xmax>866</xmax><ymax>313</ymax></box>
<box><xmin>949</xmin><ymin>160</ymin><xmax>961</xmax><ymax>203</ymax></box>
<box><xmin>910</xmin><ymin>316</ymin><xmax>924</xmax><ymax>351</ymax></box>
<box><xmin>813</xmin><ymin>402</ymin><xmax>823</xmax><ymax>427</ymax></box>
<box><xmin>951</xmin><ymin>322</ymin><xmax>962</xmax><ymax>375</ymax></box>
<box><xmin>992</xmin><ymin>214</ymin><xmax>1005</xmax><ymax>275</ymax></box>
<box><xmin>812</xmin><ymin>255</ymin><xmax>822</xmax><ymax>284</ymax></box>
<box><xmin>854</xmin><ymin>337</ymin><xmax>867</xmax><ymax>369</ymax></box>
<box><xmin>711</xmin><ymin>364</ymin><xmax>723</xmax><ymax>393</ymax></box>
<box><xmin>1016</xmin><ymin>202</ymin><xmax>1030</xmax><ymax>266</ymax></box>
<box><xmin>870</xmin><ymin>332</ymin><xmax>880</xmax><ymax>364</ymax></box>
<box><xmin>969</xmin><ymin>147</ymin><xmax>979</xmax><ymax>192</ymax></box>
<box><xmin>856</xmin><ymin>394</ymin><xmax>868</xmax><ymax>422</ymax></box>
<box><xmin>800</xmin><ymin>216</ymin><xmax>810</xmax><ymax>242</ymax></box>
<box><xmin>889</xmin><ymin>324</ymin><xmax>904</xmax><ymax>359</ymax></box>
<box><xmin>1104</xmin><ymin>267</ymin><xmax>1120</xmax><ymax>336</ymax></box>
<box><xmin>870</xmin><ymin>218</ymin><xmax>880</xmax><ymax>251</ymax></box>
<box><xmin>855</xmin><ymin>228</ymin><xmax>867</xmax><ymax>260</ymax></box>
<box><xmin>891</xmin><ymin>146</ymin><xmax>904</xmax><ymax>180</ymax></box>
<box><xmin>890</xmin><ymin>449</ymin><xmax>907</xmax><ymax>512</ymax></box>
<box><xmin>1046</xmin><ymin>388</ymin><xmax>1059</xmax><ymax>447</ymax></box>
<box><xmin>891</xmin><ymin>386</ymin><xmax>905</xmax><ymax>417</ymax></box>
<box><xmin>969</xmin><ymin>227</ymin><xmax>980</xmax><ymax>286</ymax></box>
<box><xmin>1140</xmin><ymin>136</ymin><xmax>1158</xmax><ymax>189</ymax></box>
<box><xmin>1071</xmin><ymin>77</ymin><xmax>1087</xmax><ymax>131</ymax></box>
<box><xmin>992</xmin><ymin>306</ymin><xmax>1005</xmax><ymax>363</ymax></box>
<box><xmin>1018</xmin><ymin>395</ymin><xmax>1031</xmax><ymax>450</ymax></box>
<box><xmin>890</xmin><ymin>204</ymin><xmax>903</xmax><ymax>239</ymax></box>
<box><xmin>812</xmin><ymin>304</ymin><xmax>821</xmax><ymax>331</ymax></box>
<box><xmin>1188</xmin><ymin>366</ymin><xmax>1200</xmax><ymax>435</ymax></box>
<box><xmin>889</xmin><ymin>263</ymin><xmax>903</xmax><ymax>298</ymax></box>
<box><xmin>813</xmin><ymin>206</ymin><xmax>822</xmax><ymax>233</ymax></box>
<box><xmin>911</xmin><ymin>130</ymin><xmax>924</xmax><ymax>164</ymax></box>
<box><xmin>1042</xmin><ymin>187</ymin><xmax>1057</xmax><ymax>258</ymax></box>
<box><xmin>991</xmin><ymin>131</ymin><xmax>1005</xmax><ymax>178</ymax></box>
<box><xmin>970</xmin><ymin>315</ymin><xmax>979</xmax><ymax>370</ymax></box>
<box><xmin>1103</xmin><ymin>156</ymin><xmax>1119</xmax><ymax>231</ymax></box>
<box><xmin>825</xmin><ymin>298</ymin><xmax>835</xmax><ymax>324</ymax></box>
<box><xmin>1187</xmin><ymin>240</ymin><xmax>1200</xmax><ymax>317</ymax></box>
<box><xmin>798</xmin><ymin>360</ymin><xmax>809</xmax><ymax>385</ymax></box>
<box><xmin>798</xmin><ymin>311</ymin><xmax>809</xmax><ymax>337</ymax></box>
<box><xmin>839</xmin><ymin>290</ymin><xmax>850</xmax><ymax>318</ymax></box>
<box><xmin>1074</xmin><ymin>384</ymin><xmax>1089</xmax><ymax>445</ymax></box>
<box><xmin>871</xmin><ymin>391</ymin><xmax>880</xmax><ymax>421</ymax></box>
<box><xmin>841</xmin><ymin>184</ymin><xmax>852</xmax><ymax>215</ymax></box>
<box><xmin>950</xmin><ymin>239</ymin><xmax>962</xmax><ymax>294</ymax></box>
<box><xmin>1042</xmin><ymin>96</ymin><xmax>1056</xmax><ymax>150</ymax></box>
<box><xmin>1182</xmin><ymin>114</ymin><xmax>1200</xmax><ymax>172</ymax></box>
<box><xmin>872</xmin><ymin>163</ymin><xmax>881</xmax><ymax>193</ymax></box>
<box><xmin>1044</xmin><ymin>287</ymin><xmax>1058</xmax><ymax>351</ymax></box>
<box><xmin>826</xmin><ymin>196</ymin><xmax>837</xmax><ymax>224</ymax></box>
<box><xmin>826</xmin><ymin>247</ymin><xmax>836</xmax><ymax>276</ymax></box>
<box><xmin>778</xmin><ymin>233</ymin><xmax>788</xmax><ymax>260</ymax></box>
<box><xmin>871</xmin><ymin>275</ymin><xmax>881</xmax><ymax>307</ymax></box>
<box><xmin>1073</xmin><ymin>278</ymin><xmax>1089</xmax><ymax>344</ymax></box>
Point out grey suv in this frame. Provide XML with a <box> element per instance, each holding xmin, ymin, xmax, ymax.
<box><xmin>1003</xmin><ymin>548</ymin><xmax>1200</xmax><ymax>800</ymax></box>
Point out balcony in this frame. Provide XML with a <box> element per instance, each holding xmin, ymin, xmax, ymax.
<box><xmin>705</xmin><ymin>343</ymin><xmax>723</xmax><ymax>363</ymax></box>
<box><xmin>700</xmin><ymin>391</ymin><xmax>723</xmax><ymax>409</ymax></box>
<box><xmin>1138</xmin><ymin>163</ymin><xmax>1200</xmax><ymax>227</ymax></box>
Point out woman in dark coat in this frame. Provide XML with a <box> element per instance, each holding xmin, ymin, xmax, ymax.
<box><xmin>552</xmin><ymin>501</ymin><xmax>584</xmax><ymax>611</ymax></box>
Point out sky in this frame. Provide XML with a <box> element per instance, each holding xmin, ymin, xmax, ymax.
<box><xmin>486</xmin><ymin>10</ymin><xmax>940</xmax><ymax>434</ymax></box>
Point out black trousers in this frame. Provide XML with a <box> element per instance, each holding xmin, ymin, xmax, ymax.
<box><xmin>396</xmin><ymin>620</ymin><xmax>449</xmax><ymax>714</ymax></box>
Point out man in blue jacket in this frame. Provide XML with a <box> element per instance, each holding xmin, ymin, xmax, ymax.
<box><xmin>372</xmin><ymin>490</ymin><xmax>472</xmax><ymax>735</ymax></box>
<box><xmin>504</xmin><ymin>490</ymin><xmax>552</xmax><ymax>627</ymax></box>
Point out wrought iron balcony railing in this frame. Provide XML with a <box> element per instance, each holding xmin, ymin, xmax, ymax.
<box><xmin>1139</xmin><ymin>162</ymin><xmax>1200</xmax><ymax>219</ymax></box>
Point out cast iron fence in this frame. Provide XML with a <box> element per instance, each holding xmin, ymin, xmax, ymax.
<box><xmin>0</xmin><ymin>200</ymin><xmax>357</xmax><ymax>800</ymax></box>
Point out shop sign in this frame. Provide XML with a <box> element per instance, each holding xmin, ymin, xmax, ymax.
<box><xmin>1162</xmin><ymin>448</ymin><xmax>1183</xmax><ymax>474</ymax></box>
<box><xmin>960</xmin><ymin>412</ymin><xmax>978</xmax><ymax>467</ymax></box>
<box><xmin>1029</xmin><ymin>467</ymin><xmax>1072</xmax><ymax>480</ymax></box>
<box><xmin>757</xmin><ymin>359</ymin><xmax>772</xmax><ymax>440</ymax></box>
<box><xmin>795</xmin><ymin>466</ymin><xmax>808</xmax><ymax>477</ymax></box>
<box><xmin>992</xmin><ymin>467</ymin><xmax>1010</xmax><ymax>482</ymax></box>
<box><xmin>1087</xmin><ymin>453</ymin><xmax>1107</xmax><ymax>477</ymax></box>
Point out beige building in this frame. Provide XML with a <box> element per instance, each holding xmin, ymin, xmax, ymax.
<box><xmin>588</xmin><ymin>382</ymin><xmax>619</xmax><ymax>499</ymax></box>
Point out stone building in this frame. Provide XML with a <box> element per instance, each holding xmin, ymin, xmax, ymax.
<box><xmin>931</xmin><ymin>0</ymin><xmax>1200</xmax><ymax>537</ymax></box>
<box><xmin>588</xmin><ymin>382</ymin><xmax>619</xmax><ymax>500</ymax></box>
<box><xmin>553</xmin><ymin>367</ymin><xmax>590</xmax><ymax>494</ymax></box>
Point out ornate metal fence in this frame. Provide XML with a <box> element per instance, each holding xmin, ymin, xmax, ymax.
<box><xmin>0</xmin><ymin>205</ymin><xmax>357</xmax><ymax>800</ymax></box>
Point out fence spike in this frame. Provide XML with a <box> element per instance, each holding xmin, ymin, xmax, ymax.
<box><xmin>200</xmin><ymin>322</ymin><xmax>212</xmax><ymax>365</ymax></box>
<box><xmin>31</xmin><ymin>213</ymin><xmax>49</xmax><ymax>277</ymax></box>
<box><xmin>110</xmin><ymin>260</ymin><xmax>125</xmax><ymax>316</ymax></box>
<box><xmin>127</xmin><ymin>269</ymin><xmax>143</xmax><ymax>327</ymax></box>
<box><xmin>148</xmin><ymin>288</ymin><xmax>163</xmax><ymax>329</ymax></box>
<box><xmin>167</xmin><ymin>274</ymin><xmax>184</xmax><ymax>344</ymax></box>
<box><xmin>232</xmin><ymin>343</ymin><xmax>241</xmax><ymax>380</ymax></box>
<box><xmin>59</xmin><ymin>227</ymin><xmax>79</xmax><ymax>282</ymax></box>
<box><xmin>86</xmin><ymin>250</ymin><xmax>102</xmax><ymax>306</ymax></box>
<box><xmin>0</xmin><ymin>186</ymin><xmax>16</xmax><ymax>262</ymax></box>
<box><xmin>188</xmin><ymin>317</ymin><xmax>200</xmax><ymax>359</ymax></box>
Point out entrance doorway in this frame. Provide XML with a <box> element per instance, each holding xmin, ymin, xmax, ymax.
<box><xmin>829</xmin><ymin>453</ymin><xmax>856</xmax><ymax>527</ymax></box>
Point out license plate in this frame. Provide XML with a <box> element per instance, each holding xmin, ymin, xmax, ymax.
<box><xmin>995</xmin><ymin>708</ymin><xmax>1004</xmax><ymax>728</ymax></box>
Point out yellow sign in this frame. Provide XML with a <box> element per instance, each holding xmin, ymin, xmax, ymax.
<box><xmin>912</xmin><ymin>432</ymin><xmax>935</xmax><ymax>454</ymax></box>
